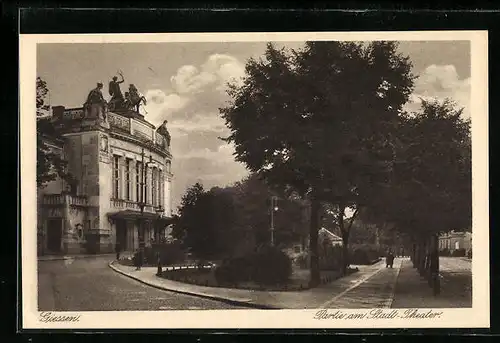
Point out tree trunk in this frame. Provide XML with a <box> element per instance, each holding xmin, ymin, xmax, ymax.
<box><xmin>341</xmin><ymin>235</ymin><xmax>349</xmax><ymax>276</ymax></box>
<box><xmin>430</xmin><ymin>233</ymin><xmax>440</xmax><ymax>295</ymax></box>
<box><xmin>337</xmin><ymin>205</ymin><xmax>349</xmax><ymax>276</ymax></box>
<box><xmin>418</xmin><ymin>237</ymin><xmax>426</xmax><ymax>276</ymax></box>
<box><xmin>411</xmin><ymin>242</ymin><xmax>417</xmax><ymax>267</ymax></box>
<box><xmin>308</xmin><ymin>198</ymin><xmax>321</xmax><ymax>287</ymax></box>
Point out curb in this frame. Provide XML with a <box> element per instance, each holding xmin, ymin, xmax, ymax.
<box><xmin>108</xmin><ymin>262</ymin><xmax>281</xmax><ymax>310</ymax></box>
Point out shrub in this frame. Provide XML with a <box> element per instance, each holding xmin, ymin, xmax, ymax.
<box><xmin>467</xmin><ymin>249</ymin><xmax>472</xmax><ymax>259</ymax></box>
<box><xmin>214</xmin><ymin>255</ymin><xmax>254</xmax><ymax>284</ymax></box>
<box><xmin>452</xmin><ymin>248</ymin><xmax>466</xmax><ymax>257</ymax></box>
<box><xmin>439</xmin><ymin>249</ymin><xmax>451</xmax><ymax>257</ymax></box>
<box><xmin>251</xmin><ymin>245</ymin><xmax>292</xmax><ymax>285</ymax></box>
<box><xmin>214</xmin><ymin>246</ymin><xmax>292</xmax><ymax>285</ymax></box>
<box><xmin>144</xmin><ymin>242</ymin><xmax>185</xmax><ymax>265</ymax></box>
<box><xmin>295</xmin><ymin>252</ymin><xmax>309</xmax><ymax>269</ymax></box>
<box><xmin>349</xmin><ymin>244</ymin><xmax>379</xmax><ymax>265</ymax></box>
<box><xmin>319</xmin><ymin>245</ymin><xmax>343</xmax><ymax>271</ymax></box>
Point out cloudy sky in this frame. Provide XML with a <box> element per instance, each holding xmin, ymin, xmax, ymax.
<box><xmin>37</xmin><ymin>40</ymin><xmax>471</xmax><ymax>210</ymax></box>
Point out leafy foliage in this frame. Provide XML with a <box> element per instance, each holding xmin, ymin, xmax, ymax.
<box><xmin>172</xmin><ymin>182</ymin><xmax>242</xmax><ymax>260</ymax></box>
<box><xmin>220</xmin><ymin>41</ymin><xmax>416</xmax><ymax>283</ymax></box>
<box><xmin>36</xmin><ymin>77</ymin><xmax>73</xmax><ymax>189</ymax></box>
<box><xmin>231</xmin><ymin>173</ymin><xmax>306</xmax><ymax>247</ymax></box>
<box><xmin>368</xmin><ymin>99</ymin><xmax>472</xmax><ymax>237</ymax></box>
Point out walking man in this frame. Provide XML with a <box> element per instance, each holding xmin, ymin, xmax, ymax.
<box><xmin>386</xmin><ymin>249</ymin><xmax>395</xmax><ymax>268</ymax></box>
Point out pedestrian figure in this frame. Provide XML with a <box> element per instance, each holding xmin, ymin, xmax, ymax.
<box><xmin>134</xmin><ymin>248</ymin><xmax>143</xmax><ymax>270</ymax></box>
<box><xmin>115</xmin><ymin>241</ymin><xmax>122</xmax><ymax>261</ymax></box>
<box><xmin>386</xmin><ymin>250</ymin><xmax>394</xmax><ymax>268</ymax></box>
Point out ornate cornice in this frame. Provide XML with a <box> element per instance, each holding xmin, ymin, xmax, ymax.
<box><xmin>109</xmin><ymin>130</ymin><xmax>172</xmax><ymax>159</ymax></box>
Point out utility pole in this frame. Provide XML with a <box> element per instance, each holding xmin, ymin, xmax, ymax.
<box><xmin>139</xmin><ymin>148</ymin><xmax>145</xmax><ymax>250</ymax></box>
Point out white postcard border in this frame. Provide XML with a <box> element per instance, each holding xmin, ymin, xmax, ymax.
<box><xmin>20</xmin><ymin>30</ymin><xmax>490</xmax><ymax>329</ymax></box>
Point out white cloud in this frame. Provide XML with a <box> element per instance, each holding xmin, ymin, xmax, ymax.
<box><xmin>405</xmin><ymin>64</ymin><xmax>471</xmax><ymax>118</ymax></box>
<box><xmin>178</xmin><ymin>142</ymin><xmax>237</xmax><ymax>160</ymax></box>
<box><xmin>143</xmin><ymin>54</ymin><xmax>248</xmax><ymax>209</ymax></box>
<box><xmin>168</xmin><ymin>113</ymin><xmax>227</xmax><ymax>135</ymax></box>
<box><xmin>143</xmin><ymin>89</ymin><xmax>189</xmax><ymax>127</ymax></box>
<box><xmin>170</xmin><ymin>54</ymin><xmax>245</xmax><ymax>95</ymax></box>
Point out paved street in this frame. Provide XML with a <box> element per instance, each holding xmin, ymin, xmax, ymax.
<box><xmin>37</xmin><ymin>256</ymin><xmax>245</xmax><ymax>311</ymax></box>
<box><xmin>37</xmin><ymin>256</ymin><xmax>472</xmax><ymax>311</ymax></box>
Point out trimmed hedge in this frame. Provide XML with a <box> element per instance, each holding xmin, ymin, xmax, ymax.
<box><xmin>215</xmin><ymin>246</ymin><xmax>292</xmax><ymax>285</ymax></box>
<box><xmin>143</xmin><ymin>242</ymin><xmax>185</xmax><ymax>266</ymax></box>
<box><xmin>452</xmin><ymin>248</ymin><xmax>466</xmax><ymax>257</ymax></box>
<box><xmin>349</xmin><ymin>244</ymin><xmax>380</xmax><ymax>265</ymax></box>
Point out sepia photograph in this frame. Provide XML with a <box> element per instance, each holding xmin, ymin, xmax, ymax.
<box><xmin>20</xmin><ymin>31</ymin><xmax>489</xmax><ymax>329</ymax></box>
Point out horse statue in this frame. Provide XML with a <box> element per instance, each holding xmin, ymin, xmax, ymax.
<box><xmin>124</xmin><ymin>84</ymin><xmax>147</xmax><ymax>114</ymax></box>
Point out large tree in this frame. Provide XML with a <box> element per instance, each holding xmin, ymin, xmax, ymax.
<box><xmin>220</xmin><ymin>41</ymin><xmax>415</xmax><ymax>284</ymax></box>
<box><xmin>36</xmin><ymin>77</ymin><xmax>72</xmax><ymax>188</ymax></box>
<box><xmin>231</xmin><ymin>173</ymin><xmax>306</xmax><ymax>247</ymax></box>
<box><xmin>366</xmin><ymin>99</ymin><xmax>471</xmax><ymax>293</ymax></box>
<box><xmin>172</xmin><ymin>182</ymin><xmax>240</xmax><ymax>260</ymax></box>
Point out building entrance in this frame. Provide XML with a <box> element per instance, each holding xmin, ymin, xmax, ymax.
<box><xmin>116</xmin><ymin>219</ymin><xmax>128</xmax><ymax>251</ymax></box>
<box><xmin>46</xmin><ymin>219</ymin><xmax>63</xmax><ymax>253</ymax></box>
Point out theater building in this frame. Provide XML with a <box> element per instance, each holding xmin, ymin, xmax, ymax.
<box><xmin>37</xmin><ymin>99</ymin><xmax>174</xmax><ymax>255</ymax></box>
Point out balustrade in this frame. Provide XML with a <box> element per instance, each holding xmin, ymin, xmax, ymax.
<box><xmin>110</xmin><ymin>199</ymin><xmax>156</xmax><ymax>213</ymax></box>
<box><xmin>42</xmin><ymin>194</ymin><xmax>88</xmax><ymax>206</ymax></box>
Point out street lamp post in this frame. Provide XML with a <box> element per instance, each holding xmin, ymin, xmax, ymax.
<box><xmin>137</xmin><ymin>147</ymin><xmax>153</xmax><ymax>269</ymax></box>
<box><xmin>155</xmin><ymin>206</ymin><xmax>164</xmax><ymax>276</ymax></box>
<box><xmin>270</xmin><ymin>196</ymin><xmax>278</xmax><ymax>246</ymax></box>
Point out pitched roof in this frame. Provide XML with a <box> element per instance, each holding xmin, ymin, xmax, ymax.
<box><xmin>319</xmin><ymin>228</ymin><xmax>342</xmax><ymax>241</ymax></box>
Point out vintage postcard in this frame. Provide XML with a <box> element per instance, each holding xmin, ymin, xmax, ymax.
<box><xmin>20</xmin><ymin>31</ymin><xmax>489</xmax><ymax>329</ymax></box>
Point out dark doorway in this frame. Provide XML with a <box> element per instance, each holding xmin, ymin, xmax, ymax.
<box><xmin>116</xmin><ymin>219</ymin><xmax>128</xmax><ymax>251</ymax></box>
<box><xmin>46</xmin><ymin>219</ymin><xmax>62</xmax><ymax>253</ymax></box>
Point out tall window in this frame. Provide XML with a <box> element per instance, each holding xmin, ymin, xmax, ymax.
<box><xmin>159</xmin><ymin>171</ymin><xmax>164</xmax><ymax>208</ymax></box>
<box><xmin>112</xmin><ymin>155</ymin><xmax>120</xmax><ymax>199</ymax></box>
<box><xmin>136</xmin><ymin>161</ymin><xmax>142</xmax><ymax>203</ymax></box>
<box><xmin>144</xmin><ymin>166</ymin><xmax>149</xmax><ymax>204</ymax></box>
<box><xmin>125</xmin><ymin>159</ymin><xmax>132</xmax><ymax>201</ymax></box>
<box><xmin>152</xmin><ymin>168</ymin><xmax>157</xmax><ymax>207</ymax></box>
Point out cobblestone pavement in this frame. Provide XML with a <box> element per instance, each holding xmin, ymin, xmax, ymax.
<box><xmin>37</xmin><ymin>256</ymin><xmax>245</xmax><ymax>311</ymax></box>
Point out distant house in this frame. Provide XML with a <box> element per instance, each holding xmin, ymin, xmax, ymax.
<box><xmin>284</xmin><ymin>227</ymin><xmax>343</xmax><ymax>260</ymax></box>
<box><xmin>317</xmin><ymin>228</ymin><xmax>343</xmax><ymax>247</ymax></box>
<box><xmin>439</xmin><ymin>230</ymin><xmax>472</xmax><ymax>252</ymax></box>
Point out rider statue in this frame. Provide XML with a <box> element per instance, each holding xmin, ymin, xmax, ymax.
<box><xmin>108</xmin><ymin>71</ymin><xmax>125</xmax><ymax>110</ymax></box>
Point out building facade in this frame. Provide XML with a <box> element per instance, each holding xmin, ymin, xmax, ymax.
<box><xmin>438</xmin><ymin>230</ymin><xmax>472</xmax><ymax>253</ymax></box>
<box><xmin>37</xmin><ymin>101</ymin><xmax>173</xmax><ymax>255</ymax></box>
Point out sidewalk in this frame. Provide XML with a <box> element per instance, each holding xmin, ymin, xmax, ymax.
<box><xmin>391</xmin><ymin>259</ymin><xmax>472</xmax><ymax>308</ymax></box>
<box><xmin>109</xmin><ymin>258</ymin><xmax>402</xmax><ymax>309</ymax></box>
